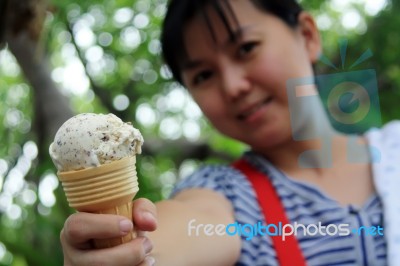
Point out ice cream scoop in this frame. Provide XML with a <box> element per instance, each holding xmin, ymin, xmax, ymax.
<box><xmin>49</xmin><ymin>113</ymin><xmax>143</xmax><ymax>248</ymax></box>
<box><xmin>49</xmin><ymin>113</ymin><xmax>143</xmax><ymax>171</ymax></box>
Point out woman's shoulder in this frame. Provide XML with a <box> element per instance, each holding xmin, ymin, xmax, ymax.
<box><xmin>366</xmin><ymin>123</ymin><xmax>400</xmax><ymax>266</ymax></box>
<box><xmin>365</xmin><ymin>120</ymin><xmax>400</xmax><ymax>161</ymax></box>
<box><xmin>169</xmin><ymin>161</ymin><xmax>250</xmax><ymax>199</ymax></box>
<box><xmin>183</xmin><ymin>163</ymin><xmax>245</xmax><ymax>182</ymax></box>
<box><xmin>365</xmin><ymin>120</ymin><xmax>400</xmax><ymax>140</ymax></box>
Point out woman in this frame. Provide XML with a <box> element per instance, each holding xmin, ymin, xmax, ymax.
<box><xmin>60</xmin><ymin>0</ymin><xmax>398</xmax><ymax>265</ymax></box>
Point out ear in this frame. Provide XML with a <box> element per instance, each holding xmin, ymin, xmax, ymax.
<box><xmin>297</xmin><ymin>12</ymin><xmax>321</xmax><ymax>63</ymax></box>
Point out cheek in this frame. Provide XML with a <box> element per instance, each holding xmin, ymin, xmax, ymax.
<box><xmin>191</xmin><ymin>91</ymin><xmax>224</xmax><ymax>120</ymax></box>
<box><xmin>250</xmin><ymin>50</ymin><xmax>287</xmax><ymax>83</ymax></box>
<box><xmin>191</xmin><ymin>91</ymin><xmax>237</xmax><ymax>135</ymax></box>
<box><xmin>249</xmin><ymin>49</ymin><xmax>313</xmax><ymax>102</ymax></box>
<box><xmin>249</xmin><ymin>54</ymin><xmax>290</xmax><ymax>100</ymax></box>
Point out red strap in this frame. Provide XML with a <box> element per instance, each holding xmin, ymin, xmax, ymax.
<box><xmin>232</xmin><ymin>159</ymin><xmax>306</xmax><ymax>266</ymax></box>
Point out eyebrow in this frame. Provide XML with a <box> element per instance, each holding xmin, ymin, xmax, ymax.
<box><xmin>182</xmin><ymin>25</ymin><xmax>254</xmax><ymax>70</ymax></box>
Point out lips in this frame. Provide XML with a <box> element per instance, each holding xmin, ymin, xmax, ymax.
<box><xmin>237</xmin><ymin>96</ymin><xmax>273</xmax><ymax>121</ymax></box>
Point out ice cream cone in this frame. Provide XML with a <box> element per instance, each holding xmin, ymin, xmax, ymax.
<box><xmin>58</xmin><ymin>156</ymin><xmax>139</xmax><ymax>249</ymax></box>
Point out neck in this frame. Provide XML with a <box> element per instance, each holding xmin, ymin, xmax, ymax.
<box><xmin>254</xmin><ymin>93</ymin><xmax>367</xmax><ymax>171</ymax></box>
<box><xmin>260</xmin><ymin>132</ymin><xmax>340</xmax><ymax>170</ymax></box>
<box><xmin>252</xmin><ymin>88</ymin><xmax>371</xmax><ymax>173</ymax></box>
<box><xmin>257</xmin><ymin>130</ymin><xmax>370</xmax><ymax>175</ymax></box>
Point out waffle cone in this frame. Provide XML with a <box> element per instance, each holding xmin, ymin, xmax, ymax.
<box><xmin>58</xmin><ymin>156</ymin><xmax>139</xmax><ymax>248</ymax></box>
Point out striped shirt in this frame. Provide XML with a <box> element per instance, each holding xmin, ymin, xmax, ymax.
<box><xmin>171</xmin><ymin>148</ymin><xmax>387</xmax><ymax>265</ymax></box>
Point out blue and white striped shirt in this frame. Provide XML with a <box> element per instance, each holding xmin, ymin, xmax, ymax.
<box><xmin>172</xmin><ymin>150</ymin><xmax>387</xmax><ymax>265</ymax></box>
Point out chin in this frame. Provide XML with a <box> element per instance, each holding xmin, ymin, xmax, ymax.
<box><xmin>249</xmin><ymin>128</ymin><xmax>292</xmax><ymax>151</ymax></box>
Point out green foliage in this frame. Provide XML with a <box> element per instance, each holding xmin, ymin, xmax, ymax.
<box><xmin>0</xmin><ymin>0</ymin><xmax>398</xmax><ymax>265</ymax></box>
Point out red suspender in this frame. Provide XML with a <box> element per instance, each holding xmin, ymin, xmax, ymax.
<box><xmin>232</xmin><ymin>159</ymin><xmax>306</xmax><ymax>266</ymax></box>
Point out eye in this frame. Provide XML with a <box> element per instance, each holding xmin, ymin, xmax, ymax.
<box><xmin>237</xmin><ymin>41</ymin><xmax>258</xmax><ymax>58</ymax></box>
<box><xmin>192</xmin><ymin>70</ymin><xmax>213</xmax><ymax>86</ymax></box>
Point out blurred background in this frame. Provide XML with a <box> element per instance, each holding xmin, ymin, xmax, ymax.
<box><xmin>0</xmin><ymin>0</ymin><xmax>398</xmax><ymax>264</ymax></box>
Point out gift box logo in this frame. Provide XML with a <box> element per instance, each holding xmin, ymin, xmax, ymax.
<box><xmin>287</xmin><ymin>40</ymin><xmax>381</xmax><ymax>168</ymax></box>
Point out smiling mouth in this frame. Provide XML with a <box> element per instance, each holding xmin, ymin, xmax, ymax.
<box><xmin>237</xmin><ymin>97</ymin><xmax>273</xmax><ymax>121</ymax></box>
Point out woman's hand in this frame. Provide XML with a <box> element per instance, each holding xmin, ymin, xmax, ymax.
<box><xmin>60</xmin><ymin>198</ymin><xmax>157</xmax><ymax>266</ymax></box>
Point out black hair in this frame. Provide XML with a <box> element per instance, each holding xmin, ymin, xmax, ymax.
<box><xmin>161</xmin><ymin>0</ymin><xmax>303</xmax><ymax>85</ymax></box>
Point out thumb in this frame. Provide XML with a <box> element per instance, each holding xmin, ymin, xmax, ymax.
<box><xmin>132</xmin><ymin>198</ymin><xmax>157</xmax><ymax>231</ymax></box>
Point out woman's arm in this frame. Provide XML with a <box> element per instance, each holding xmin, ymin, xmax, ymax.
<box><xmin>60</xmin><ymin>189</ymin><xmax>241</xmax><ymax>266</ymax></box>
<box><xmin>149</xmin><ymin>189</ymin><xmax>241</xmax><ymax>265</ymax></box>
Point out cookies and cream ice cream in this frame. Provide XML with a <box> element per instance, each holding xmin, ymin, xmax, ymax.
<box><xmin>49</xmin><ymin>113</ymin><xmax>143</xmax><ymax>248</ymax></box>
<box><xmin>49</xmin><ymin>113</ymin><xmax>143</xmax><ymax>171</ymax></box>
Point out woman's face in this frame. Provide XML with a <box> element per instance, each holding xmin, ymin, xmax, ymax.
<box><xmin>181</xmin><ymin>0</ymin><xmax>320</xmax><ymax>151</ymax></box>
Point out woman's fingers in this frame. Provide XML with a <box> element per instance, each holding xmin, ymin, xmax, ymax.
<box><xmin>63</xmin><ymin>212</ymin><xmax>133</xmax><ymax>247</ymax></box>
<box><xmin>63</xmin><ymin>198</ymin><xmax>157</xmax><ymax>246</ymax></box>
<box><xmin>132</xmin><ymin>198</ymin><xmax>158</xmax><ymax>231</ymax></box>
<box><xmin>64</xmin><ymin>236</ymin><xmax>153</xmax><ymax>266</ymax></box>
<box><xmin>137</xmin><ymin>256</ymin><xmax>156</xmax><ymax>266</ymax></box>
<box><xmin>60</xmin><ymin>198</ymin><xmax>158</xmax><ymax>265</ymax></box>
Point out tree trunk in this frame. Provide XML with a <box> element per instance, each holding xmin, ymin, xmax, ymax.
<box><xmin>3</xmin><ymin>0</ymin><xmax>73</xmax><ymax>162</ymax></box>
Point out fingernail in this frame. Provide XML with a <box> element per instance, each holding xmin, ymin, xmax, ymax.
<box><xmin>137</xmin><ymin>230</ymin><xmax>147</xmax><ymax>237</ymax></box>
<box><xmin>143</xmin><ymin>238</ymin><xmax>153</xmax><ymax>254</ymax></box>
<box><xmin>119</xmin><ymin>219</ymin><xmax>133</xmax><ymax>234</ymax></box>
<box><xmin>142</xmin><ymin>211</ymin><xmax>156</xmax><ymax>222</ymax></box>
<box><xmin>146</xmin><ymin>256</ymin><xmax>156</xmax><ymax>266</ymax></box>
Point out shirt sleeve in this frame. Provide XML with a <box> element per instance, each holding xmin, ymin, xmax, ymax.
<box><xmin>366</xmin><ymin>120</ymin><xmax>400</xmax><ymax>266</ymax></box>
<box><xmin>170</xmin><ymin>165</ymin><xmax>244</xmax><ymax>203</ymax></box>
<box><xmin>169</xmin><ymin>163</ymin><xmax>279</xmax><ymax>265</ymax></box>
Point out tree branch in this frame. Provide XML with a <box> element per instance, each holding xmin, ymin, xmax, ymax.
<box><xmin>0</xmin><ymin>0</ymin><xmax>8</xmax><ymax>49</ymax></box>
<box><xmin>5</xmin><ymin>0</ymin><xmax>74</xmax><ymax>171</ymax></box>
<box><xmin>64</xmin><ymin>20</ymin><xmax>123</xmax><ymax>114</ymax></box>
<box><xmin>63</xmin><ymin>15</ymin><xmax>142</xmax><ymax>123</ymax></box>
<box><xmin>142</xmin><ymin>138</ymin><xmax>236</xmax><ymax>165</ymax></box>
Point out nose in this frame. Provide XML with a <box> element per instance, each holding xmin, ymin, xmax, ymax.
<box><xmin>220</xmin><ymin>63</ymin><xmax>251</xmax><ymax>101</ymax></box>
